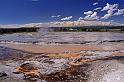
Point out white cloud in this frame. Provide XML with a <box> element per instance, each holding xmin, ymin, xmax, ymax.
<box><xmin>101</xmin><ymin>14</ymin><xmax>112</xmax><ymax>19</ymax></box>
<box><xmin>51</xmin><ymin>15</ymin><xmax>61</xmax><ymax>18</ymax></box>
<box><xmin>78</xmin><ymin>17</ymin><xmax>84</xmax><ymax>21</ymax></box>
<box><xmin>0</xmin><ymin>24</ymin><xmax>21</xmax><ymax>28</ymax></box>
<box><xmin>101</xmin><ymin>3</ymin><xmax>118</xmax><ymax>11</ymax></box>
<box><xmin>114</xmin><ymin>9</ymin><xmax>124</xmax><ymax>16</ymax></box>
<box><xmin>101</xmin><ymin>3</ymin><xmax>118</xmax><ymax>19</ymax></box>
<box><xmin>84</xmin><ymin>11</ymin><xmax>93</xmax><ymax>15</ymax></box>
<box><xmin>93</xmin><ymin>2</ymin><xmax>98</xmax><ymax>6</ymax></box>
<box><xmin>110</xmin><ymin>20</ymin><xmax>114</xmax><ymax>22</ymax></box>
<box><xmin>93</xmin><ymin>7</ymin><xmax>102</xmax><ymax>11</ymax></box>
<box><xmin>84</xmin><ymin>12</ymin><xmax>99</xmax><ymax>20</ymax></box>
<box><xmin>61</xmin><ymin>16</ymin><xmax>73</xmax><ymax>21</ymax></box>
<box><xmin>78</xmin><ymin>3</ymin><xmax>123</xmax><ymax>21</ymax></box>
<box><xmin>101</xmin><ymin>9</ymin><xmax>114</xmax><ymax>19</ymax></box>
<box><xmin>108</xmin><ymin>9</ymin><xmax>114</xmax><ymax>15</ymax></box>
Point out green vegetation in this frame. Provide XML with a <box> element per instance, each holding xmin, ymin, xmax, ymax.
<box><xmin>0</xmin><ymin>26</ymin><xmax>124</xmax><ymax>34</ymax></box>
<box><xmin>0</xmin><ymin>27</ymin><xmax>40</xmax><ymax>34</ymax></box>
<box><xmin>52</xmin><ymin>26</ymin><xmax>124</xmax><ymax>32</ymax></box>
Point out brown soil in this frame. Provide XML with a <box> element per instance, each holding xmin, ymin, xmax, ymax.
<box><xmin>2</xmin><ymin>44</ymin><xmax>124</xmax><ymax>54</ymax></box>
<box><xmin>41</xmin><ymin>64</ymin><xmax>89</xmax><ymax>82</ymax></box>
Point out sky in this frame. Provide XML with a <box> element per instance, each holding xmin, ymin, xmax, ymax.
<box><xmin>0</xmin><ymin>0</ymin><xmax>124</xmax><ymax>24</ymax></box>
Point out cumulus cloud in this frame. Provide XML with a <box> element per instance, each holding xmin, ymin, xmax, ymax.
<box><xmin>114</xmin><ymin>9</ymin><xmax>124</xmax><ymax>16</ymax></box>
<box><xmin>78</xmin><ymin>17</ymin><xmax>84</xmax><ymax>21</ymax></box>
<box><xmin>84</xmin><ymin>12</ymin><xmax>99</xmax><ymax>20</ymax></box>
<box><xmin>84</xmin><ymin>11</ymin><xmax>93</xmax><ymax>15</ymax></box>
<box><xmin>82</xmin><ymin>3</ymin><xmax>119</xmax><ymax>20</ymax></box>
<box><xmin>61</xmin><ymin>16</ymin><xmax>73</xmax><ymax>21</ymax></box>
<box><xmin>93</xmin><ymin>2</ymin><xmax>98</xmax><ymax>6</ymax></box>
<box><xmin>93</xmin><ymin>7</ymin><xmax>102</xmax><ymax>11</ymax></box>
<box><xmin>101</xmin><ymin>14</ymin><xmax>112</xmax><ymax>19</ymax></box>
<box><xmin>101</xmin><ymin>3</ymin><xmax>118</xmax><ymax>11</ymax></box>
<box><xmin>110</xmin><ymin>20</ymin><xmax>114</xmax><ymax>22</ymax></box>
<box><xmin>101</xmin><ymin>10</ymin><xmax>113</xmax><ymax>19</ymax></box>
<box><xmin>79</xmin><ymin>3</ymin><xmax>123</xmax><ymax>20</ymax></box>
<box><xmin>51</xmin><ymin>15</ymin><xmax>61</xmax><ymax>18</ymax></box>
<box><xmin>101</xmin><ymin>3</ymin><xmax>118</xmax><ymax>19</ymax></box>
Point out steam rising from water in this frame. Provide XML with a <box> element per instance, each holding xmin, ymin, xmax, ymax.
<box><xmin>38</xmin><ymin>27</ymin><xmax>53</xmax><ymax>33</ymax></box>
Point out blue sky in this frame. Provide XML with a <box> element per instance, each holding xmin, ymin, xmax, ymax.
<box><xmin>0</xmin><ymin>0</ymin><xmax>124</xmax><ymax>24</ymax></box>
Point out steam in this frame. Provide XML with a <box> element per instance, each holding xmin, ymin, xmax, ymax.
<box><xmin>38</xmin><ymin>27</ymin><xmax>54</xmax><ymax>33</ymax></box>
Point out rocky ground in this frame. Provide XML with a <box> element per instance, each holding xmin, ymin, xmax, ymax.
<box><xmin>0</xmin><ymin>45</ymin><xmax>124</xmax><ymax>82</ymax></box>
<box><xmin>0</xmin><ymin>31</ymin><xmax>124</xmax><ymax>82</ymax></box>
<box><xmin>88</xmin><ymin>60</ymin><xmax>124</xmax><ymax>82</ymax></box>
<box><xmin>0</xmin><ymin>46</ymin><xmax>89</xmax><ymax>82</ymax></box>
